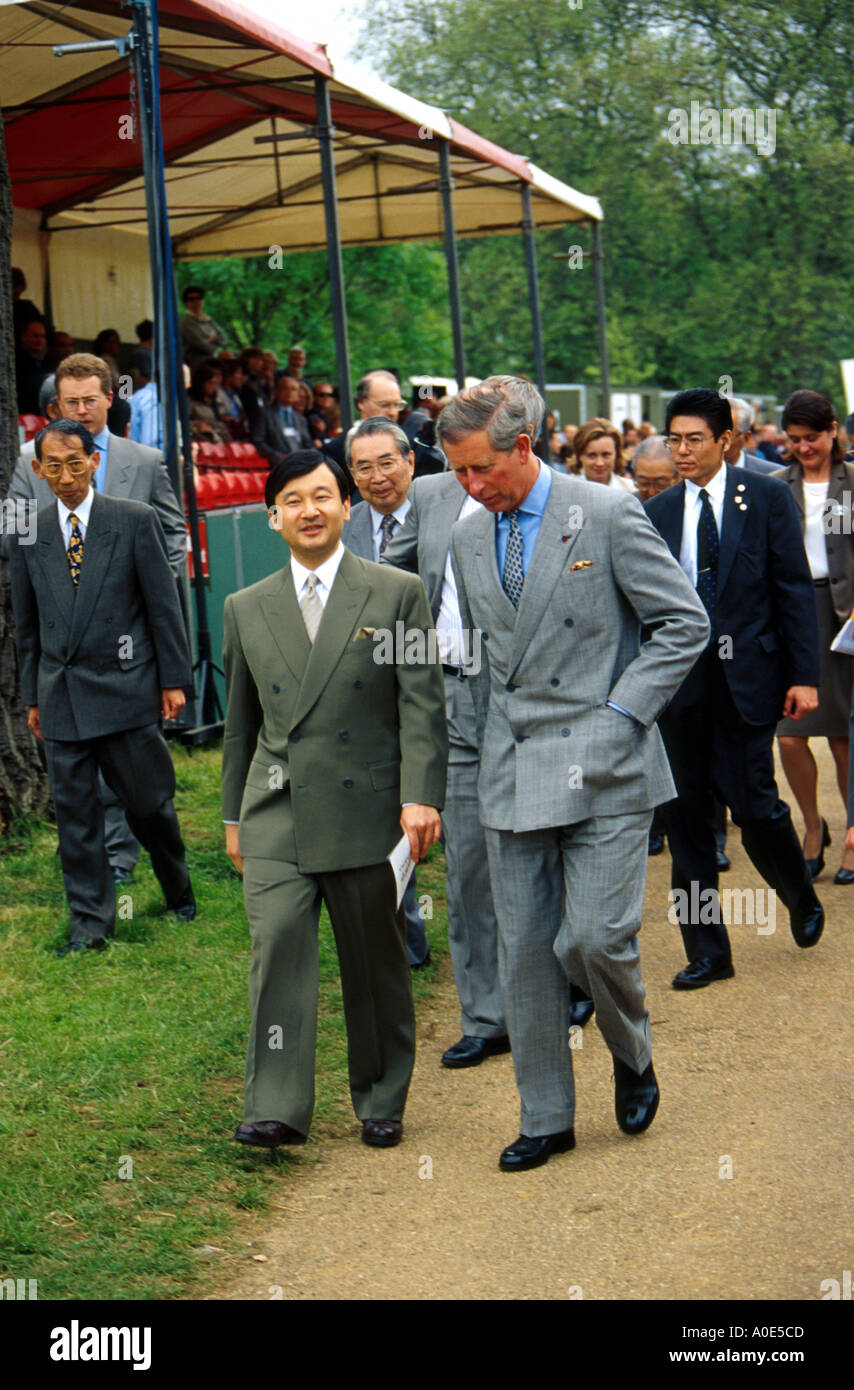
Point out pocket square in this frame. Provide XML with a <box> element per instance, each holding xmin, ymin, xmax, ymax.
<box><xmin>569</xmin><ymin>560</ymin><xmax>594</xmax><ymax>572</ymax></box>
<box><xmin>354</xmin><ymin>626</ymin><xmax>377</xmax><ymax>641</ymax></box>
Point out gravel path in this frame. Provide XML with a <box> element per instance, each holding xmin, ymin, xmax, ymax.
<box><xmin>214</xmin><ymin>749</ymin><xmax>853</xmax><ymax>1301</ymax></box>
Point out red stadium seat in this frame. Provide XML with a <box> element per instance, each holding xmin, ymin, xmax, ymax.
<box><xmin>19</xmin><ymin>413</ymin><xmax>47</xmax><ymax>441</ymax></box>
<box><xmin>196</xmin><ymin>441</ymin><xmax>219</xmax><ymax>462</ymax></box>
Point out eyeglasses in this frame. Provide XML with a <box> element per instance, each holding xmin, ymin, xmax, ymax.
<box><xmin>370</xmin><ymin>400</ymin><xmax>405</xmax><ymax>412</ymax></box>
<box><xmin>665</xmin><ymin>433</ymin><xmax>715</xmax><ymax>451</ymax></box>
<box><xmin>314</xmin><ymin>390</ymin><xmax>334</xmax><ymax>398</ymax></box>
<box><xmin>635</xmin><ymin>477</ymin><xmax>677</xmax><ymax>495</ymax></box>
<box><xmin>351</xmin><ymin>456</ymin><xmax>404</xmax><ymax>480</ymax></box>
<box><xmin>41</xmin><ymin>460</ymin><xmax>91</xmax><ymax>478</ymax></box>
<box><xmin>60</xmin><ymin>397</ymin><xmax>103</xmax><ymax>411</ymax></box>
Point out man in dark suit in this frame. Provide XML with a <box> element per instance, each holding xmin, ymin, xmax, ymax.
<box><xmin>3</xmin><ymin>353</ymin><xmax>189</xmax><ymax>884</ymax></box>
<box><xmin>222</xmin><ymin>451</ymin><xmax>447</xmax><ymax>1150</ymax></box>
<box><xmin>15</xmin><ymin>315</ymin><xmax>49</xmax><ymax>414</ymax></box>
<box><xmin>251</xmin><ymin>375</ymin><xmax>313</xmax><ymax>465</ymax></box>
<box><xmin>340</xmin><ymin>418</ymin><xmax>431</xmax><ymax>969</ymax></box>
<box><xmin>645</xmin><ymin>389</ymin><xmax>824</xmax><ymax>989</ymax></box>
<box><xmin>9</xmin><ymin>420</ymin><xmax>196</xmax><ymax>956</ymax></box>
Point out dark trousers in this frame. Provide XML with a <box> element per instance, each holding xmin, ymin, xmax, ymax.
<box><xmin>45</xmin><ymin>723</ymin><xmax>189</xmax><ymax>944</ymax></box>
<box><xmin>660</xmin><ymin>653</ymin><xmax>811</xmax><ymax>964</ymax></box>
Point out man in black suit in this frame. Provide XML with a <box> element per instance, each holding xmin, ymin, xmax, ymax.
<box><xmin>322</xmin><ymin>370</ymin><xmax>405</xmax><ymax>498</ymax></box>
<box><xmin>15</xmin><ymin>315</ymin><xmax>49</xmax><ymax>414</ymax></box>
<box><xmin>252</xmin><ymin>375</ymin><xmax>312</xmax><ymax>465</ymax></box>
<box><xmin>645</xmin><ymin>389</ymin><xmax>823</xmax><ymax>988</ymax></box>
<box><xmin>9</xmin><ymin>420</ymin><xmax>196</xmax><ymax>955</ymax></box>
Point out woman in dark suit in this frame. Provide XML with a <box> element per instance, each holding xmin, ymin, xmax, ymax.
<box><xmin>775</xmin><ymin>390</ymin><xmax>854</xmax><ymax>882</ymax></box>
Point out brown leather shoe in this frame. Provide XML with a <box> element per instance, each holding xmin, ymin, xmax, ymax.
<box><xmin>361</xmin><ymin>1119</ymin><xmax>403</xmax><ymax>1148</ymax></box>
<box><xmin>234</xmin><ymin>1121</ymin><xmax>307</xmax><ymax>1148</ymax></box>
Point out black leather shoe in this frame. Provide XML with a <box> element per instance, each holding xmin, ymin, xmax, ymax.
<box><xmin>410</xmin><ymin>950</ymin><xmax>431</xmax><ymax>971</ymax></box>
<box><xmin>789</xmin><ymin>890</ymin><xmax>824</xmax><ymax>948</ymax></box>
<box><xmin>361</xmin><ymin>1119</ymin><xmax>403</xmax><ymax>1147</ymax></box>
<box><xmin>56</xmin><ymin>937</ymin><xmax>107</xmax><ymax>957</ymax></box>
<box><xmin>499</xmin><ymin>1129</ymin><xmax>575</xmax><ymax>1172</ymax></box>
<box><xmin>672</xmin><ymin>956</ymin><xmax>735</xmax><ymax>989</ymax></box>
<box><xmin>648</xmin><ymin>832</ymin><xmax>665</xmax><ymax>856</ymax></box>
<box><xmin>613</xmin><ymin>1056</ymin><xmax>660</xmax><ymax>1135</ymax></box>
<box><xmin>441</xmin><ymin>1035</ymin><xmax>511</xmax><ymax>1068</ymax></box>
<box><xmin>833</xmin><ymin>868</ymin><xmax>854</xmax><ymax>885</ymax></box>
<box><xmin>235</xmin><ymin>1121</ymin><xmax>307</xmax><ymax>1148</ymax></box>
<box><xmin>168</xmin><ymin>884</ymin><xmax>197</xmax><ymax>922</ymax></box>
<box><xmin>804</xmin><ymin>818</ymin><xmax>830</xmax><ymax>881</ymax></box>
<box><xmin>716</xmin><ymin>849</ymin><xmax>730</xmax><ymax>871</ymax></box>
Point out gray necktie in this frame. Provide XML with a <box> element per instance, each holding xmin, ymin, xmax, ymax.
<box><xmin>300</xmin><ymin>572</ymin><xmax>323</xmax><ymax>643</ymax></box>
<box><xmin>379</xmin><ymin>514</ymin><xmax>398</xmax><ymax>557</ymax></box>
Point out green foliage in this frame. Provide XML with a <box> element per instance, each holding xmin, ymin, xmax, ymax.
<box><xmin>176</xmin><ymin>242</ymin><xmax>455</xmax><ymax>386</ymax></box>
<box><xmin>350</xmin><ymin>0</ymin><xmax>854</xmax><ymax>403</ymax></box>
<box><xmin>0</xmin><ymin>743</ymin><xmax>448</xmax><ymax>1300</ymax></box>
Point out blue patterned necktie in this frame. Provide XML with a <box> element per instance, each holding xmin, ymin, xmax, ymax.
<box><xmin>66</xmin><ymin>513</ymin><xmax>84</xmax><ymax>587</ymax></box>
<box><xmin>696</xmin><ymin>488</ymin><xmax>719</xmax><ymax>631</ymax></box>
<box><xmin>502</xmin><ymin>510</ymin><xmax>525</xmax><ymax>608</ymax></box>
<box><xmin>379</xmin><ymin>514</ymin><xmax>398</xmax><ymax>557</ymax></box>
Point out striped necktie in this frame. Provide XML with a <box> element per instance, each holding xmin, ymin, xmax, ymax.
<box><xmin>379</xmin><ymin>514</ymin><xmax>398</xmax><ymax>557</ymax></box>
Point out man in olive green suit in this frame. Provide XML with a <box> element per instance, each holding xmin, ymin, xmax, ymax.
<box><xmin>222</xmin><ymin>451</ymin><xmax>447</xmax><ymax>1150</ymax></box>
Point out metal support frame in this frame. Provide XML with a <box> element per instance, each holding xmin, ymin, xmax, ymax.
<box><xmin>438</xmin><ymin>140</ymin><xmax>466</xmax><ymax>391</ymax></box>
<box><xmin>521</xmin><ymin>184</ymin><xmax>548</xmax><ymax>455</ymax></box>
<box><xmin>315</xmin><ymin>74</ymin><xmax>352</xmax><ymax>433</ymax></box>
<box><xmin>592</xmin><ymin>220</ymin><xmax>610</xmax><ymax>421</ymax></box>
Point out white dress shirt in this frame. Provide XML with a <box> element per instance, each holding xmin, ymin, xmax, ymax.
<box><xmin>57</xmin><ymin>486</ymin><xmax>95</xmax><ymax>548</ymax></box>
<box><xmin>436</xmin><ymin>492</ymin><xmax>482</xmax><ymax>666</ymax></box>
<box><xmin>803</xmin><ymin>481</ymin><xmax>830</xmax><ymax>580</ymax></box>
<box><xmin>678</xmin><ymin>462</ymin><xmax>727</xmax><ymax>586</ymax></box>
<box><xmin>369</xmin><ymin>498</ymin><xmax>411</xmax><ymax>561</ymax></box>
<box><xmin>289</xmin><ymin>542</ymin><xmax>345</xmax><ymax>608</ymax></box>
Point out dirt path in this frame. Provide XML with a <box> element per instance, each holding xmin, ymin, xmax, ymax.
<box><xmin>212</xmin><ymin>749</ymin><xmax>853</xmax><ymax>1301</ymax></box>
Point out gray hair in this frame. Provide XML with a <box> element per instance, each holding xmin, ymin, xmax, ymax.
<box><xmin>633</xmin><ymin>433</ymin><xmax>676</xmax><ymax>470</ymax></box>
<box><xmin>345</xmin><ymin>415</ymin><xmax>411</xmax><ymax>466</ymax></box>
<box><xmin>437</xmin><ymin>375</ymin><xmax>545</xmax><ymax>452</ymax></box>
<box><xmin>729</xmin><ymin>397</ymin><xmax>754</xmax><ymax>434</ymax></box>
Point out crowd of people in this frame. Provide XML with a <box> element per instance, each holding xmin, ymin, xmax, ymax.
<box><xmin>7</xmin><ymin>273</ymin><xmax>854</xmax><ymax>1170</ymax></box>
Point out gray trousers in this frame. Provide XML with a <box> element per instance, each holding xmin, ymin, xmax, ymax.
<box><xmin>484</xmin><ymin>810</ymin><xmax>653</xmax><ymax>1137</ymax></box>
<box><xmin>242</xmin><ymin>849</ymin><xmax>415</xmax><ymax>1135</ymax></box>
<box><xmin>442</xmin><ymin>672</ymin><xmax>504</xmax><ymax>1037</ymax></box>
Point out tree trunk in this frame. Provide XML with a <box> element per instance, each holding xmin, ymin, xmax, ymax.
<box><xmin>0</xmin><ymin>104</ymin><xmax>50</xmax><ymax>834</ymax></box>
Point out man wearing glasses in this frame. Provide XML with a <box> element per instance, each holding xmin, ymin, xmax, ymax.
<box><xmin>645</xmin><ymin>388</ymin><xmax>823</xmax><ymax>989</ymax></box>
<box><xmin>322</xmin><ymin>370</ymin><xmax>405</xmax><ymax>495</ymax></box>
<box><xmin>341</xmin><ymin>418</ymin><xmax>432</xmax><ymax>970</ymax></box>
<box><xmin>9</xmin><ymin>419</ymin><xmax>195</xmax><ymax>956</ymax></box>
<box><xmin>631</xmin><ymin>434</ymin><xmax>680</xmax><ymax>502</ymax></box>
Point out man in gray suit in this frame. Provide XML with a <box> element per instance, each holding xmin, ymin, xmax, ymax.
<box><xmin>3</xmin><ymin>353</ymin><xmax>188</xmax><ymax>884</ymax></box>
<box><xmin>340</xmin><ymin>417</ymin><xmax>431</xmax><ymax>969</ymax></box>
<box><xmin>442</xmin><ymin>377</ymin><xmax>710</xmax><ymax>1171</ymax></box>
<box><xmin>725</xmin><ymin>398</ymin><xmax>781</xmax><ymax>476</ymax></box>
<box><xmin>9</xmin><ymin>420</ymin><xmax>195</xmax><ymax>955</ymax></box>
<box><xmin>380</xmin><ymin>448</ymin><xmax>509</xmax><ymax>1069</ymax></box>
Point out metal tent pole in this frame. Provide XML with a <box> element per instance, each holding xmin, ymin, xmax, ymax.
<box><xmin>315</xmin><ymin>74</ymin><xmax>352</xmax><ymax>432</ymax></box>
<box><xmin>438</xmin><ymin>140</ymin><xmax>466</xmax><ymax>391</ymax></box>
<box><xmin>592</xmin><ymin>219</ymin><xmax>610</xmax><ymax>421</ymax></box>
<box><xmin>521</xmin><ymin>184</ymin><xmax>549</xmax><ymax>455</ymax></box>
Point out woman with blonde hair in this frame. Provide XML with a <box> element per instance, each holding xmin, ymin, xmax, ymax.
<box><xmin>574</xmin><ymin>417</ymin><xmax>636</xmax><ymax>492</ymax></box>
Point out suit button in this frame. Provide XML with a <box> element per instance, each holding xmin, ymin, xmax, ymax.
<box><xmin>272</xmin><ymin>684</ymin><xmax>280</xmax><ymax>693</ymax></box>
<box><xmin>338</xmin><ymin>730</ymin><xmax>349</xmax><ymax>741</ymax></box>
<box><xmin>550</xmin><ymin>678</ymin><xmax>559</xmax><ymax>687</ymax></box>
<box><xmin>343</xmin><ymin>778</ymin><xmax>354</xmax><ymax>788</ymax></box>
<box><xmin>564</xmin><ymin>618</ymin><xmax>574</xmax><ymax>628</ymax></box>
<box><xmin>47</xmin><ymin>620</ymin><xmax>54</xmax><ymax>628</ymax></box>
<box><xmin>515</xmin><ymin>734</ymin><xmax>526</xmax><ymax>743</ymax></box>
<box><xmin>561</xmin><ymin>728</ymin><xmax>570</xmax><ymax>737</ymax></box>
<box><xmin>296</xmin><ymin>784</ymin><xmax>306</xmax><ymax>789</ymax></box>
<box><xmin>291</xmin><ymin>732</ymin><xmax>300</xmax><ymax>743</ymax></box>
<box><xmin>66</xmin><ymin>662</ymin><xmax>73</xmax><ymax>669</ymax></box>
<box><xmin>506</xmin><ymin>682</ymin><xmax>517</xmax><ymax>692</ymax></box>
<box><xmin>482</xmin><ymin>633</ymin><xmax>489</xmax><ymax>641</ymax></box>
<box><xmin>353</xmin><ymin>679</ymin><xmax>363</xmax><ymax>688</ymax></box>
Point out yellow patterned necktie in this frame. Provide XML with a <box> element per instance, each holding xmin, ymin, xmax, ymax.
<box><xmin>66</xmin><ymin>513</ymin><xmax>84</xmax><ymax>587</ymax></box>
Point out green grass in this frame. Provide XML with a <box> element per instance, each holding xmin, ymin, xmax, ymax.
<box><xmin>0</xmin><ymin>743</ymin><xmax>448</xmax><ymax>1300</ymax></box>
